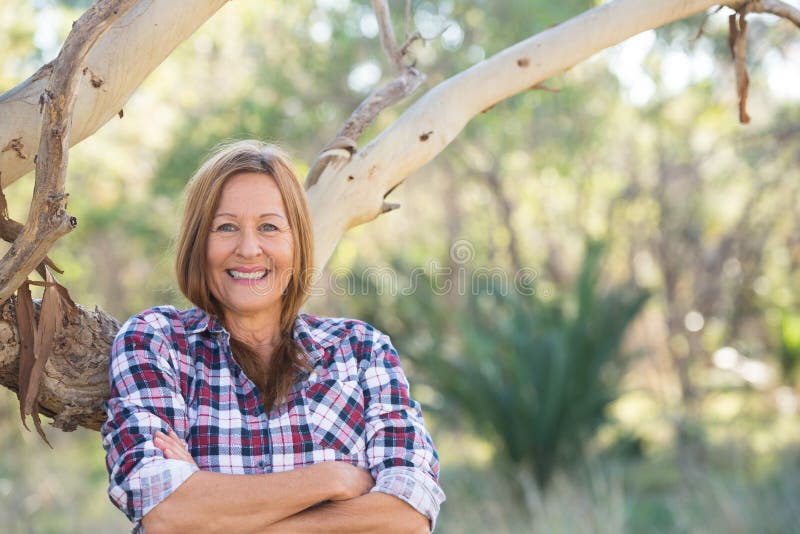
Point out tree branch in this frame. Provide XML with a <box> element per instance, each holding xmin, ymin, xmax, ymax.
<box><xmin>305</xmin><ymin>1</ymin><xmax>426</xmax><ymax>188</ymax></box>
<box><xmin>0</xmin><ymin>298</ymin><xmax>120</xmax><ymax>432</ymax></box>
<box><xmin>0</xmin><ymin>0</ymin><xmax>229</xmax><ymax>189</ymax></box>
<box><xmin>0</xmin><ymin>0</ymin><xmax>137</xmax><ymax>305</ymax></box>
<box><xmin>372</xmin><ymin>0</ymin><xmax>403</xmax><ymax>73</ymax></box>
<box><xmin>743</xmin><ymin>0</ymin><xmax>800</xmax><ymax>27</ymax></box>
<box><xmin>306</xmin><ymin>0</ymin><xmax>727</xmax><ymax>269</ymax></box>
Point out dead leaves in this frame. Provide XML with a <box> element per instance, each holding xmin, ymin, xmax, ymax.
<box><xmin>722</xmin><ymin>1</ymin><xmax>800</xmax><ymax>124</ymax></box>
<box><xmin>728</xmin><ymin>13</ymin><xmax>751</xmax><ymax>124</ymax></box>
<box><xmin>15</xmin><ymin>268</ymin><xmax>76</xmax><ymax>447</ymax></box>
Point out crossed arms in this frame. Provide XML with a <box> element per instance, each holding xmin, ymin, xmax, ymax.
<box><xmin>102</xmin><ymin>312</ymin><xmax>444</xmax><ymax>533</ymax></box>
<box><xmin>143</xmin><ymin>434</ymin><xmax>428</xmax><ymax>533</ymax></box>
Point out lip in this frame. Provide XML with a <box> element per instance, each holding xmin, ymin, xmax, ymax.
<box><xmin>227</xmin><ymin>266</ymin><xmax>268</xmax><ymax>273</ymax></box>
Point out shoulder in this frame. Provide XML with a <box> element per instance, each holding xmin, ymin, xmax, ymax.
<box><xmin>117</xmin><ymin>305</ymin><xmax>179</xmax><ymax>338</ymax></box>
<box><xmin>298</xmin><ymin>313</ymin><xmax>389</xmax><ymax>347</ymax></box>
<box><xmin>114</xmin><ymin>306</ymin><xmax>211</xmax><ymax>350</ymax></box>
<box><xmin>296</xmin><ymin>313</ymin><xmax>398</xmax><ymax>370</ymax></box>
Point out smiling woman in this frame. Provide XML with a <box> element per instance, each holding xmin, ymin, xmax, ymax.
<box><xmin>101</xmin><ymin>140</ymin><xmax>444</xmax><ymax>533</ymax></box>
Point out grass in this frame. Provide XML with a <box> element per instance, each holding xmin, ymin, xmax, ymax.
<box><xmin>436</xmin><ymin>440</ymin><xmax>800</xmax><ymax>534</ymax></box>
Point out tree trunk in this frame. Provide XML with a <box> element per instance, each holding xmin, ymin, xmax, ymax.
<box><xmin>0</xmin><ymin>0</ymin><xmax>745</xmax><ymax>431</ymax></box>
<box><xmin>0</xmin><ymin>0</ymin><xmax>229</xmax><ymax>189</ymax></box>
<box><xmin>0</xmin><ymin>298</ymin><xmax>119</xmax><ymax>431</ymax></box>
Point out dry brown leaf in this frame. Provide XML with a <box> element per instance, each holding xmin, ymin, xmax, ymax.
<box><xmin>728</xmin><ymin>14</ymin><xmax>738</xmax><ymax>57</ymax></box>
<box><xmin>15</xmin><ymin>282</ymin><xmax>37</xmax><ymax>432</ymax></box>
<box><xmin>53</xmin><ymin>278</ymin><xmax>76</xmax><ymax>312</ymax></box>
<box><xmin>24</xmin><ymin>268</ymin><xmax>65</xmax><ymax>448</ymax></box>
<box><xmin>728</xmin><ymin>13</ymin><xmax>751</xmax><ymax>124</ymax></box>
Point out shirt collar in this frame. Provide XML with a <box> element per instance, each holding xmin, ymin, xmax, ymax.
<box><xmin>184</xmin><ymin>307</ymin><xmax>226</xmax><ymax>335</ymax></box>
<box><xmin>293</xmin><ymin>313</ymin><xmax>333</xmax><ymax>366</ymax></box>
<box><xmin>185</xmin><ymin>308</ymin><xmax>331</xmax><ymax>366</ymax></box>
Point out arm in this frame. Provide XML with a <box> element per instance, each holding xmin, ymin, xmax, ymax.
<box><xmin>102</xmin><ymin>313</ymin><xmax>371</xmax><ymax>534</ymax></box>
<box><xmin>261</xmin><ymin>492</ymin><xmax>429</xmax><ymax>534</ymax></box>
<box><xmin>143</xmin><ymin>462</ymin><xmax>373</xmax><ymax>534</ymax></box>
<box><xmin>154</xmin><ymin>423</ymin><xmax>420</xmax><ymax>534</ymax></box>
<box><xmin>268</xmin><ymin>326</ymin><xmax>445</xmax><ymax>532</ymax></box>
<box><xmin>361</xmin><ymin>330</ymin><xmax>446</xmax><ymax>530</ymax></box>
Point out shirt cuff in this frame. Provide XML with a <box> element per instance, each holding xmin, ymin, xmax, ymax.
<box><xmin>111</xmin><ymin>458</ymin><xmax>199</xmax><ymax>532</ymax></box>
<box><xmin>371</xmin><ymin>466</ymin><xmax>446</xmax><ymax>531</ymax></box>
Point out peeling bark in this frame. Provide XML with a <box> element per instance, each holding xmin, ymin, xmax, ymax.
<box><xmin>0</xmin><ymin>298</ymin><xmax>119</xmax><ymax>432</ymax></box>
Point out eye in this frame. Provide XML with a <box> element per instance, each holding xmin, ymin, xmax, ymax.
<box><xmin>259</xmin><ymin>222</ymin><xmax>279</xmax><ymax>232</ymax></box>
<box><xmin>213</xmin><ymin>222</ymin><xmax>237</xmax><ymax>232</ymax></box>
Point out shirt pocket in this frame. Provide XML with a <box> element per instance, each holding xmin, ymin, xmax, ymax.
<box><xmin>303</xmin><ymin>379</ymin><xmax>366</xmax><ymax>456</ymax></box>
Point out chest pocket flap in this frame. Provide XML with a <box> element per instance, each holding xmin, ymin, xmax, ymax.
<box><xmin>304</xmin><ymin>379</ymin><xmax>366</xmax><ymax>455</ymax></box>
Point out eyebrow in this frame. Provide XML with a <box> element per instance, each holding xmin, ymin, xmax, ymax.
<box><xmin>213</xmin><ymin>212</ymin><xmax>287</xmax><ymax>220</ymax></box>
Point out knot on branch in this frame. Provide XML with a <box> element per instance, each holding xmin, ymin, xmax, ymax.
<box><xmin>82</xmin><ymin>67</ymin><xmax>104</xmax><ymax>88</ymax></box>
<box><xmin>305</xmin><ymin>137</ymin><xmax>358</xmax><ymax>188</ymax></box>
<box><xmin>2</xmin><ymin>138</ymin><xmax>28</xmax><ymax>160</ymax></box>
<box><xmin>38</xmin><ymin>90</ymin><xmax>54</xmax><ymax>114</ymax></box>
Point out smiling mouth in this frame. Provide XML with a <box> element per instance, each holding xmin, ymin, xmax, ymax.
<box><xmin>226</xmin><ymin>269</ymin><xmax>269</xmax><ymax>280</ymax></box>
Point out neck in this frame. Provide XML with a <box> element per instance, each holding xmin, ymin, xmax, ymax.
<box><xmin>223</xmin><ymin>309</ymin><xmax>283</xmax><ymax>362</ymax></box>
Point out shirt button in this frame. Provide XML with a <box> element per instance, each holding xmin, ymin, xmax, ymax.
<box><xmin>258</xmin><ymin>460</ymin><xmax>265</xmax><ymax>468</ymax></box>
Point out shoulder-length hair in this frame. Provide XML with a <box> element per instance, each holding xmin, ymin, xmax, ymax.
<box><xmin>175</xmin><ymin>140</ymin><xmax>314</xmax><ymax>411</ymax></box>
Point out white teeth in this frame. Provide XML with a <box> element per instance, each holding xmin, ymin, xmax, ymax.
<box><xmin>228</xmin><ymin>270</ymin><xmax>267</xmax><ymax>280</ymax></box>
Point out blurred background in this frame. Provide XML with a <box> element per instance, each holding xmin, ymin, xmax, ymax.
<box><xmin>1</xmin><ymin>0</ymin><xmax>799</xmax><ymax>532</ymax></box>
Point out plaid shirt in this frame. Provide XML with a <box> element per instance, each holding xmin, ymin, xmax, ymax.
<box><xmin>102</xmin><ymin>306</ymin><xmax>444</xmax><ymax>532</ymax></box>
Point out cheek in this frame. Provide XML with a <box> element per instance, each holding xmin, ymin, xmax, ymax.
<box><xmin>277</xmin><ymin>235</ymin><xmax>295</xmax><ymax>265</ymax></box>
<box><xmin>205</xmin><ymin>237</ymin><xmax>227</xmax><ymax>267</ymax></box>
<box><xmin>205</xmin><ymin>241</ymin><xmax>225</xmax><ymax>290</ymax></box>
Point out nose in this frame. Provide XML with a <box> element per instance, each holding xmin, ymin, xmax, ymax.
<box><xmin>234</xmin><ymin>227</ymin><xmax>263</xmax><ymax>259</ymax></box>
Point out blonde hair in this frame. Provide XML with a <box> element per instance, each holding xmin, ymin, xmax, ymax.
<box><xmin>175</xmin><ymin>140</ymin><xmax>314</xmax><ymax>412</ymax></box>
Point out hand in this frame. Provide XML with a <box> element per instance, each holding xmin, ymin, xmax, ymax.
<box><xmin>153</xmin><ymin>428</ymin><xmax>198</xmax><ymax>468</ymax></box>
<box><xmin>326</xmin><ymin>462</ymin><xmax>375</xmax><ymax>501</ymax></box>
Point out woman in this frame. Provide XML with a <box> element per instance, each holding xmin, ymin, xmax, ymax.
<box><xmin>102</xmin><ymin>140</ymin><xmax>444</xmax><ymax>533</ymax></box>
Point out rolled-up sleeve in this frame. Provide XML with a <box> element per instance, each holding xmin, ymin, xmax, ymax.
<box><xmin>101</xmin><ymin>314</ymin><xmax>198</xmax><ymax>530</ymax></box>
<box><xmin>360</xmin><ymin>331</ymin><xmax>446</xmax><ymax>530</ymax></box>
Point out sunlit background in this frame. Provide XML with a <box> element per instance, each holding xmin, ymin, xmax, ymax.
<box><xmin>1</xmin><ymin>0</ymin><xmax>800</xmax><ymax>532</ymax></box>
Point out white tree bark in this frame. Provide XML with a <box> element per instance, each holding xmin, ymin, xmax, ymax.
<box><xmin>0</xmin><ymin>0</ymin><xmax>229</xmax><ymax>188</ymax></box>
<box><xmin>0</xmin><ymin>0</ymin><xmax>758</xmax><ymax>430</ymax></box>
<box><xmin>307</xmin><ymin>0</ymin><xmax>738</xmax><ymax>268</ymax></box>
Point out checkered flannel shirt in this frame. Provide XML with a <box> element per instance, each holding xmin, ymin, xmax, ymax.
<box><xmin>102</xmin><ymin>306</ymin><xmax>445</xmax><ymax>532</ymax></box>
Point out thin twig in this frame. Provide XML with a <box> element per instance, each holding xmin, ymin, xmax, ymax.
<box><xmin>692</xmin><ymin>6</ymin><xmax>723</xmax><ymax>41</ymax></box>
<box><xmin>372</xmin><ymin>0</ymin><xmax>403</xmax><ymax>73</ymax></box>
<box><xmin>337</xmin><ymin>68</ymin><xmax>425</xmax><ymax>141</ymax></box>
<box><xmin>306</xmin><ymin>0</ymin><xmax>426</xmax><ymax>187</ymax></box>
<box><xmin>743</xmin><ymin>0</ymin><xmax>800</xmax><ymax>28</ymax></box>
<box><xmin>305</xmin><ymin>65</ymin><xmax>426</xmax><ymax>188</ymax></box>
<box><xmin>0</xmin><ymin>0</ymin><xmax>136</xmax><ymax>304</ymax></box>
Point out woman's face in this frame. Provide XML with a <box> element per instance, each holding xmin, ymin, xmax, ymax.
<box><xmin>205</xmin><ymin>172</ymin><xmax>295</xmax><ymax>324</ymax></box>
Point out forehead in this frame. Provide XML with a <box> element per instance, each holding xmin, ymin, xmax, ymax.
<box><xmin>216</xmin><ymin>172</ymin><xmax>286</xmax><ymax>214</ymax></box>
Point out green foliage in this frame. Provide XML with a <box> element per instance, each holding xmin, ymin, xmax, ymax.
<box><xmin>3</xmin><ymin>0</ymin><xmax>800</xmax><ymax>529</ymax></box>
<box><xmin>779</xmin><ymin>310</ymin><xmax>800</xmax><ymax>385</ymax></box>
<box><xmin>354</xmin><ymin>241</ymin><xmax>648</xmax><ymax>489</ymax></box>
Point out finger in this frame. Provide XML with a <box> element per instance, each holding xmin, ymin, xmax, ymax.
<box><xmin>153</xmin><ymin>434</ymin><xmax>168</xmax><ymax>451</ymax></box>
<box><xmin>160</xmin><ymin>429</ymin><xmax>183</xmax><ymax>448</ymax></box>
<box><xmin>169</xmin><ymin>428</ymin><xmax>190</xmax><ymax>450</ymax></box>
